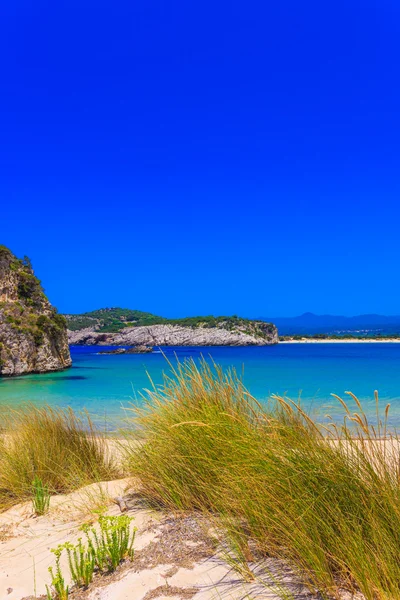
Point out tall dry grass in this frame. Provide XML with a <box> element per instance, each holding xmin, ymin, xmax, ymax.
<box><xmin>124</xmin><ymin>358</ymin><xmax>400</xmax><ymax>600</ymax></box>
<box><xmin>0</xmin><ymin>404</ymin><xmax>119</xmax><ymax>510</ymax></box>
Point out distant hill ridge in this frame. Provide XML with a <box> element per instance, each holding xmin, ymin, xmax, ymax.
<box><xmin>65</xmin><ymin>308</ymin><xmax>278</xmax><ymax>346</ymax></box>
<box><xmin>260</xmin><ymin>312</ymin><xmax>400</xmax><ymax>335</ymax></box>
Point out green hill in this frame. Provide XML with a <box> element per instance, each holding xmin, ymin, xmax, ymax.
<box><xmin>65</xmin><ymin>307</ymin><xmax>277</xmax><ymax>339</ymax></box>
<box><xmin>65</xmin><ymin>308</ymin><xmax>165</xmax><ymax>332</ymax></box>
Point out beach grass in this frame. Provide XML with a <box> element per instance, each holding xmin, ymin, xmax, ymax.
<box><xmin>123</xmin><ymin>358</ymin><xmax>400</xmax><ymax>600</ymax></box>
<box><xmin>0</xmin><ymin>404</ymin><xmax>119</xmax><ymax>510</ymax></box>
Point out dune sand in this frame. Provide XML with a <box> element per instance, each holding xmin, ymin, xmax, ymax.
<box><xmin>0</xmin><ymin>477</ymin><xmax>359</xmax><ymax>600</ymax></box>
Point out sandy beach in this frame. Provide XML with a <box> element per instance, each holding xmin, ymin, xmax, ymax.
<box><xmin>0</xmin><ymin>478</ymin><xmax>319</xmax><ymax>600</ymax></box>
<box><xmin>281</xmin><ymin>338</ymin><xmax>400</xmax><ymax>343</ymax></box>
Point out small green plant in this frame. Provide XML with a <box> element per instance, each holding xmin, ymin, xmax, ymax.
<box><xmin>46</xmin><ymin>547</ymin><xmax>69</xmax><ymax>600</ymax></box>
<box><xmin>82</xmin><ymin>515</ymin><xmax>136</xmax><ymax>572</ymax></box>
<box><xmin>64</xmin><ymin>539</ymin><xmax>95</xmax><ymax>588</ymax></box>
<box><xmin>45</xmin><ymin>515</ymin><xmax>136</xmax><ymax>598</ymax></box>
<box><xmin>32</xmin><ymin>475</ymin><xmax>50</xmax><ymax>516</ymax></box>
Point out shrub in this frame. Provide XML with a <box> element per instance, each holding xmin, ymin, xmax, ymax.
<box><xmin>17</xmin><ymin>271</ymin><xmax>42</xmax><ymax>302</ymax></box>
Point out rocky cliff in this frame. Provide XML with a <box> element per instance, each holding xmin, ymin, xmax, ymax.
<box><xmin>68</xmin><ymin>319</ymin><xmax>279</xmax><ymax>347</ymax></box>
<box><xmin>0</xmin><ymin>246</ymin><xmax>72</xmax><ymax>375</ymax></box>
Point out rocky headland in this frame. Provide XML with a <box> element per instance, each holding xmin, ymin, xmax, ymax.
<box><xmin>67</xmin><ymin>310</ymin><xmax>278</xmax><ymax>347</ymax></box>
<box><xmin>0</xmin><ymin>246</ymin><xmax>72</xmax><ymax>376</ymax></box>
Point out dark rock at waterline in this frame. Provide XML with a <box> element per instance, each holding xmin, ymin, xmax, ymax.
<box><xmin>98</xmin><ymin>345</ymin><xmax>153</xmax><ymax>355</ymax></box>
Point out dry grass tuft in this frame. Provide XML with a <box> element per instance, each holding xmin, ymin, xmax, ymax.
<box><xmin>123</xmin><ymin>358</ymin><xmax>400</xmax><ymax>600</ymax></box>
<box><xmin>0</xmin><ymin>404</ymin><xmax>119</xmax><ymax>510</ymax></box>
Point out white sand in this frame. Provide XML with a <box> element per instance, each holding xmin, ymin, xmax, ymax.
<box><xmin>281</xmin><ymin>338</ymin><xmax>400</xmax><ymax>343</ymax></box>
<box><xmin>0</xmin><ymin>479</ymin><xmax>340</xmax><ymax>600</ymax></box>
<box><xmin>0</xmin><ymin>479</ymin><xmax>133</xmax><ymax>600</ymax></box>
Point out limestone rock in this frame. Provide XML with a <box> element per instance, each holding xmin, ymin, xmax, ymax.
<box><xmin>68</xmin><ymin>321</ymin><xmax>279</xmax><ymax>347</ymax></box>
<box><xmin>97</xmin><ymin>345</ymin><xmax>153</xmax><ymax>354</ymax></box>
<box><xmin>0</xmin><ymin>246</ymin><xmax>72</xmax><ymax>376</ymax></box>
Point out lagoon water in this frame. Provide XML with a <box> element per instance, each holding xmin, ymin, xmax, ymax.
<box><xmin>1</xmin><ymin>343</ymin><xmax>400</xmax><ymax>427</ymax></box>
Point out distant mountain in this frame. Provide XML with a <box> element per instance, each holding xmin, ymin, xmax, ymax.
<box><xmin>258</xmin><ymin>312</ymin><xmax>400</xmax><ymax>335</ymax></box>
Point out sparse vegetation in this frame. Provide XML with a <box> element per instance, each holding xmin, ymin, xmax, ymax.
<box><xmin>64</xmin><ymin>538</ymin><xmax>95</xmax><ymax>588</ymax></box>
<box><xmin>17</xmin><ymin>269</ymin><xmax>43</xmax><ymax>304</ymax></box>
<box><xmin>82</xmin><ymin>514</ymin><xmax>136</xmax><ymax>572</ymax></box>
<box><xmin>32</xmin><ymin>475</ymin><xmax>51</xmax><ymax>516</ymax></box>
<box><xmin>46</xmin><ymin>546</ymin><xmax>69</xmax><ymax>600</ymax></box>
<box><xmin>46</xmin><ymin>515</ymin><xmax>136</xmax><ymax>598</ymax></box>
<box><xmin>123</xmin><ymin>358</ymin><xmax>400</xmax><ymax>599</ymax></box>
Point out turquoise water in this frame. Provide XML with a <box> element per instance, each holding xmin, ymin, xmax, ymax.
<box><xmin>1</xmin><ymin>344</ymin><xmax>400</xmax><ymax>427</ymax></box>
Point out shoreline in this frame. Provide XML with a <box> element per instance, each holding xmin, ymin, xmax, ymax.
<box><xmin>281</xmin><ymin>338</ymin><xmax>400</xmax><ymax>343</ymax></box>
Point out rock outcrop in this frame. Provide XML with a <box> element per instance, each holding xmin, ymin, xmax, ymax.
<box><xmin>97</xmin><ymin>345</ymin><xmax>153</xmax><ymax>354</ymax></box>
<box><xmin>68</xmin><ymin>321</ymin><xmax>279</xmax><ymax>347</ymax></box>
<box><xmin>0</xmin><ymin>246</ymin><xmax>72</xmax><ymax>376</ymax></box>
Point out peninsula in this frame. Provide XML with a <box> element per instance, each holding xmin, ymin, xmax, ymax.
<box><xmin>66</xmin><ymin>308</ymin><xmax>279</xmax><ymax>346</ymax></box>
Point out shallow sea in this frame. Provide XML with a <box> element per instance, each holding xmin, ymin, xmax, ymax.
<box><xmin>1</xmin><ymin>344</ymin><xmax>400</xmax><ymax>427</ymax></box>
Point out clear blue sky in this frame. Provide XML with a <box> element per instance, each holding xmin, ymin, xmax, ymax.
<box><xmin>1</xmin><ymin>1</ymin><xmax>400</xmax><ymax>317</ymax></box>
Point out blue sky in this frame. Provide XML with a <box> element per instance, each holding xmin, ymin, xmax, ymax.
<box><xmin>1</xmin><ymin>1</ymin><xmax>400</xmax><ymax>317</ymax></box>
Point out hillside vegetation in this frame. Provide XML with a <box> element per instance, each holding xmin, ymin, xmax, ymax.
<box><xmin>0</xmin><ymin>246</ymin><xmax>67</xmax><ymax>344</ymax></box>
<box><xmin>65</xmin><ymin>307</ymin><xmax>276</xmax><ymax>339</ymax></box>
<box><xmin>65</xmin><ymin>307</ymin><xmax>162</xmax><ymax>332</ymax></box>
<box><xmin>0</xmin><ymin>245</ymin><xmax>71</xmax><ymax>375</ymax></box>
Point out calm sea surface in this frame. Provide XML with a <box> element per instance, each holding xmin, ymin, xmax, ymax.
<box><xmin>1</xmin><ymin>344</ymin><xmax>400</xmax><ymax>427</ymax></box>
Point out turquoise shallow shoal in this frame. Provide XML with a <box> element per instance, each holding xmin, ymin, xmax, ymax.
<box><xmin>1</xmin><ymin>343</ymin><xmax>400</xmax><ymax>428</ymax></box>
